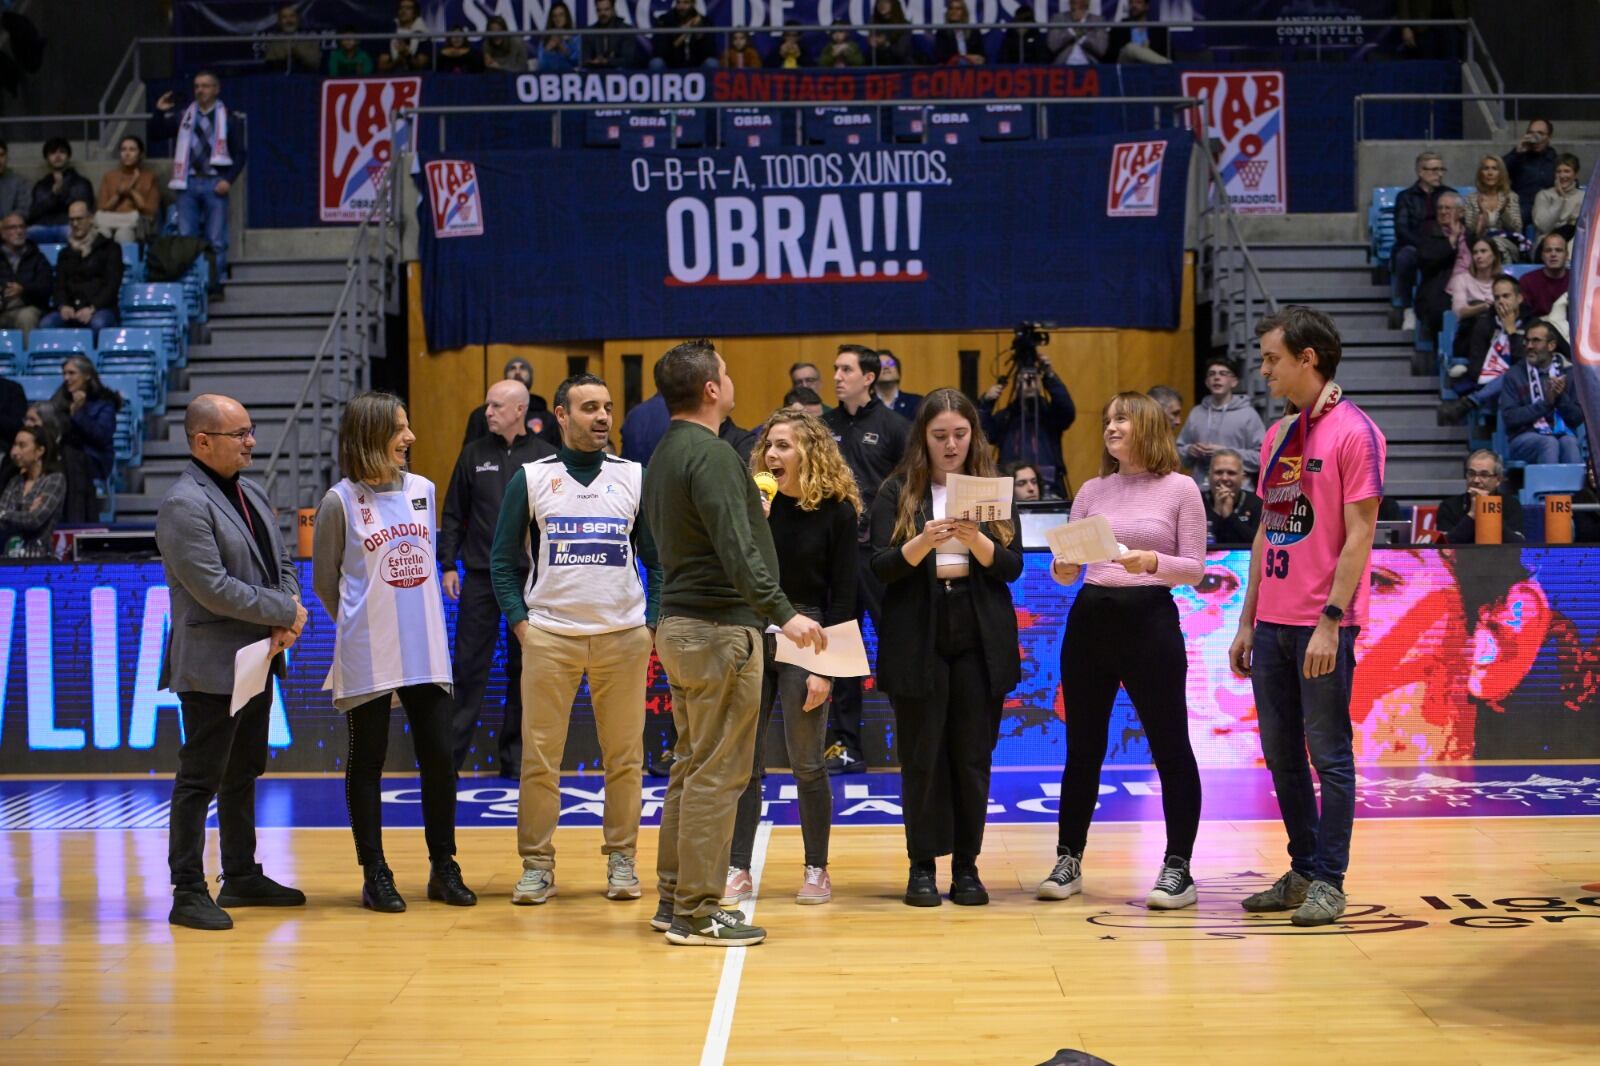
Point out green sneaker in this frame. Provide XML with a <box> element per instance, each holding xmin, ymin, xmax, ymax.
<box><xmin>511</xmin><ymin>867</ymin><xmax>556</xmax><ymax>905</ymax></box>
<box><xmin>649</xmin><ymin>899</ymin><xmax>674</xmax><ymax>931</ymax></box>
<box><xmin>1240</xmin><ymin>869</ymin><xmax>1310</xmax><ymax>912</ymax></box>
<box><xmin>1291</xmin><ymin>881</ymin><xmax>1347</xmax><ymax>927</ymax></box>
<box><xmin>663</xmin><ymin>909</ymin><xmax>766</xmax><ymax>946</ymax></box>
<box><xmin>607</xmin><ymin>854</ymin><xmax>641</xmax><ymax>900</ymax></box>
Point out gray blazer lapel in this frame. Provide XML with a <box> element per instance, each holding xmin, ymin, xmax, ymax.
<box><xmin>241</xmin><ymin>477</ymin><xmax>287</xmax><ymax>577</ymax></box>
<box><xmin>192</xmin><ymin>468</ymin><xmax>269</xmax><ymax>575</ymax></box>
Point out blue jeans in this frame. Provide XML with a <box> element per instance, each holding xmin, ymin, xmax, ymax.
<box><xmin>176</xmin><ymin>175</ymin><xmax>229</xmax><ymax>280</ymax></box>
<box><xmin>1390</xmin><ymin>244</ymin><xmax>1419</xmax><ymax>308</ymax></box>
<box><xmin>40</xmin><ymin>308</ymin><xmax>117</xmax><ymax>331</ymax></box>
<box><xmin>1509</xmin><ymin>431</ymin><xmax>1580</xmax><ymax>465</ymax></box>
<box><xmin>1250</xmin><ymin>621</ymin><xmax>1359</xmax><ymax>889</ymax></box>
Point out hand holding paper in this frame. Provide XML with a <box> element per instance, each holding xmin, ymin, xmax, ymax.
<box><xmin>1045</xmin><ymin>515</ymin><xmax>1124</xmax><ymax>565</ymax></box>
<box><xmin>775</xmin><ymin>620</ymin><xmax>870</xmax><ymax>677</ymax></box>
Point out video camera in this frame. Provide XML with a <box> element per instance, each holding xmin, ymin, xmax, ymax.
<box><xmin>999</xmin><ymin>321</ymin><xmax>1054</xmax><ymax>384</ymax></box>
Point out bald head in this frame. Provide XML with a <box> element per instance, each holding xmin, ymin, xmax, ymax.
<box><xmin>185</xmin><ymin>394</ymin><xmax>256</xmax><ymax>475</ymax></box>
<box><xmin>485</xmin><ymin>379</ymin><xmax>529</xmax><ymax>442</ymax></box>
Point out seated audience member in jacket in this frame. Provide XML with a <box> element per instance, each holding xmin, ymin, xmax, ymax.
<box><xmin>1500</xmin><ymin>320</ymin><xmax>1585</xmax><ymax>467</ymax></box>
<box><xmin>39</xmin><ymin>201</ymin><xmax>122</xmax><ymax>331</ymax></box>
<box><xmin>50</xmin><ymin>355</ymin><xmax>122</xmax><ymax>485</ymax></box>
<box><xmin>0</xmin><ymin>213</ymin><xmax>52</xmax><ymax>337</ymax></box>
<box><xmin>1436</xmin><ymin>450</ymin><xmax>1524</xmax><ymax>544</ymax></box>
<box><xmin>1201</xmin><ymin>448</ymin><xmax>1261</xmax><ymax>545</ymax></box>
<box><xmin>26</xmin><ymin>138</ymin><xmax>94</xmax><ymax>244</ymax></box>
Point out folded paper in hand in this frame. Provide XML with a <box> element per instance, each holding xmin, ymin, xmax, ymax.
<box><xmin>231</xmin><ymin>637</ymin><xmax>275</xmax><ymax>715</ymax></box>
<box><xmin>774</xmin><ymin>620</ymin><xmax>871</xmax><ymax>677</ymax></box>
<box><xmin>1045</xmin><ymin>515</ymin><xmax>1123</xmax><ymax>565</ymax></box>
<box><xmin>945</xmin><ymin>473</ymin><xmax>1014</xmax><ymax>522</ymax></box>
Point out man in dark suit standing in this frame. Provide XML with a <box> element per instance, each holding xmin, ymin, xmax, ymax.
<box><xmin>156</xmin><ymin>394</ymin><xmax>308</xmax><ymax>930</ymax></box>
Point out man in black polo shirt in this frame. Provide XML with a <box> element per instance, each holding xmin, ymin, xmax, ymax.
<box><xmin>822</xmin><ymin>344</ymin><xmax>909</xmax><ymax>773</ymax></box>
<box><xmin>441</xmin><ymin>379</ymin><xmax>557</xmax><ymax>775</ymax></box>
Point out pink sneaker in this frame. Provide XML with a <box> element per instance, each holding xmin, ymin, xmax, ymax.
<box><xmin>795</xmin><ymin>865</ymin><xmax>832</xmax><ymax>905</ymax></box>
<box><xmin>721</xmin><ymin>866</ymin><xmax>752</xmax><ymax>907</ymax></box>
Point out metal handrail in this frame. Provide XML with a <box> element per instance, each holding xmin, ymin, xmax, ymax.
<box><xmin>1354</xmin><ymin>92</ymin><xmax>1600</xmax><ymax>142</ymax></box>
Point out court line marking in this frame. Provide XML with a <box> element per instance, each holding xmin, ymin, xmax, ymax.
<box><xmin>699</xmin><ymin>820</ymin><xmax>770</xmax><ymax>1066</ymax></box>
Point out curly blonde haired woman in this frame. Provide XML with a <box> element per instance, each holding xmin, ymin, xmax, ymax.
<box><xmin>724</xmin><ymin>410</ymin><xmax>861</xmax><ymax>907</ymax></box>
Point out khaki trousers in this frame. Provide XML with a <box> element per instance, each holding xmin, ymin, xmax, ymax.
<box><xmin>653</xmin><ymin>615</ymin><xmax>763</xmax><ymax>919</ymax></box>
<box><xmin>517</xmin><ymin>623</ymin><xmax>653</xmax><ymax>869</ymax></box>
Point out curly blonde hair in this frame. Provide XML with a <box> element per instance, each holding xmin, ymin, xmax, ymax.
<box><xmin>749</xmin><ymin>410</ymin><xmax>862</xmax><ymax>514</ymax></box>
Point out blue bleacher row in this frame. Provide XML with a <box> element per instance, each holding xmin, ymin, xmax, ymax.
<box><xmin>1368</xmin><ymin>184</ymin><xmax>1589</xmax><ymax>508</ymax></box>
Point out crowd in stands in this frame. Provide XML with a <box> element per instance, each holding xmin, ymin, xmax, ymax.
<box><xmin>253</xmin><ymin>0</ymin><xmax>1178</xmax><ymax>76</ymax></box>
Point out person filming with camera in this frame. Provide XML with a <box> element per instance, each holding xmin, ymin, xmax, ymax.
<box><xmin>979</xmin><ymin>329</ymin><xmax>1076</xmax><ymax>500</ymax></box>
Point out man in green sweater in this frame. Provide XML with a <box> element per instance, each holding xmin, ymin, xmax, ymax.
<box><xmin>643</xmin><ymin>339</ymin><xmax>826</xmax><ymax>946</ymax></box>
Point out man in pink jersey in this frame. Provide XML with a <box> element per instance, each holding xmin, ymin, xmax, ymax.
<box><xmin>1227</xmin><ymin>306</ymin><xmax>1387</xmax><ymax>927</ymax></box>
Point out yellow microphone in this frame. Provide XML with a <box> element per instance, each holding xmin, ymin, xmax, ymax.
<box><xmin>753</xmin><ymin>471</ymin><xmax>778</xmax><ymax>506</ymax></box>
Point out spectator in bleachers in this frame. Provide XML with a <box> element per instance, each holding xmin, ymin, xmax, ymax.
<box><xmin>40</xmin><ymin>202</ymin><xmax>121</xmax><ymax>333</ymax></box>
<box><xmin>783</xmin><ymin>386</ymin><xmax>825</xmax><ymax>419</ymax></box>
<box><xmin>1413</xmin><ymin>189</ymin><xmax>1467</xmax><ymax>338</ymax></box>
<box><xmin>999</xmin><ymin>5</ymin><xmax>1052</xmax><ymax>64</ymax></box>
<box><xmin>483</xmin><ymin>16</ymin><xmax>530</xmax><ymax>73</ymax></box>
<box><xmin>935</xmin><ymin>0</ymin><xmax>986</xmax><ymax>66</ymax></box>
<box><xmin>0</xmin><ymin>140</ymin><xmax>30</xmax><ymax>220</ymax></box>
<box><xmin>1049</xmin><ymin>0</ymin><xmax>1108</xmax><ymax>66</ymax></box>
<box><xmin>0</xmin><ymin>423</ymin><xmax>63</xmax><ymax>558</ymax></box>
<box><xmin>1446</xmin><ymin>236</ymin><xmax>1501</xmax><ymax>332</ymax></box>
<box><xmin>95</xmin><ymin>136</ymin><xmax>159</xmax><ymax>245</ymax></box>
<box><xmin>329</xmin><ymin>27</ymin><xmax>374</xmax><ymax>76</ymax></box>
<box><xmin>1110</xmin><ymin>0</ymin><xmax>1169</xmax><ymax>64</ymax></box>
<box><xmin>873</xmin><ymin>348</ymin><xmax>922</xmax><ymax>420</ymax></box>
<box><xmin>0</xmin><ymin>214</ymin><xmax>52</xmax><ymax>338</ymax></box>
<box><xmin>262</xmin><ymin>4</ymin><xmax>321</xmax><ymax>73</ymax></box>
<box><xmin>818</xmin><ymin>19</ymin><xmax>865</xmax><ymax>67</ymax></box>
<box><xmin>978</xmin><ymin>353</ymin><xmax>1075</xmax><ymax>499</ymax></box>
<box><xmin>25</xmin><ymin>138</ymin><xmax>93</xmax><ymax>245</ymax></box>
<box><xmin>378</xmin><ymin>0</ymin><xmax>433</xmax><ymax>72</ymax></box>
<box><xmin>464</xmin><ymin>357</ymin><xmax>561</xmax><ymax>446</ymax></box>
<box><xmin>1391</xmin><ymin>150</ymin><xmax>1448</xmax><ymax>332</ymax></box>
<box><xmin>1438</xmin><ymin>273</ymin><xmax>1527</xmax><ymax>424</ymax></box>
<box><xmin>584</xmin><ymin>0</ymin><xmax>639</xmax><ymax>70</ymax></box>
<box><xmin>767</xmin><ymin>24</ymin><xmax>812</xmax><ymax>69</ymax></box>
<box><xmin>22</xmin><ymin>404</ymin><xmax>93</xmax><ymax>523</ymax></box>
<box><xmin>1436</xmin><ymin>450</ymin><xmax>1524</xmax><ymax>545</ymax></box>
<box><xmin>156</xmin><ymin>71</ymin><xmax>247</xmax><ymax>289</ymax></box>
<box><xmin>721</xmin><ymin>29</ymin><xmax>762</xmax><ymax>69</ymax></box>
<box><xmin>1503</xmin><ymin>118</ymin><xmax>1557</xmax><ymax>221</ymax></box>
<box><xmin>1463</xmin><ymin>155</ymin><xmax>1523</xmax><ymax>265</ymax></box>
<box><xmin>1176</xmin><ymin>356</ymin><xmax>1265</xmax><ymax>489</ymax></box>
<box><xmin>1533</xmin><ymin>153</ymin><xmax>1582</xmax><ymax>243</ymax></box>
<box><xmin>868</xmin><ymin>0</ymin><xmax>914</xmax><ymax>66</ymax></box>
<box><xmin>1004</xmin><ymin>459</ymin><xmax>1062</xmax><ymax>502</ymax></box>
<box><xmin>49</xmin><ymin>354</ymin><xmax>121</xmax><ymax>486</ymax></box>
<box><xmin>1201</xmin><ymin>447</ymin><xmax>1260</xmax><ymax>546</ymax></box>
<box><xmin>652</xmin><ymin>0</ymin><xmax>717</xmax><ymax>70</ymax></box>
<box><xmin>790</xmin><ymin>361</ymin><xmax>832</xmax><ymax>412</ymax></box>
<box><xmin>1147</xmin><ymin>385</ymin><xmax>1183</xmax><ymax>433</ymax></box>
<box><xmin>1502</xmin><ymin>320</ymin><xmax>1584</xmax><ymax>467</ymax></box>
<box><xmin>534</xmin><ymin>7</ymin><xmax>579</xmax><ymax>73</ymax></box>
<box><xmin>1519</xmin><ymin>233</ymin><xmax>1569</xmax><ymax>319</ymax></box>
<box><xmin>440</xmin><ymin>26</ymin><xmax>487</xmax><ymax>73</ymax></box>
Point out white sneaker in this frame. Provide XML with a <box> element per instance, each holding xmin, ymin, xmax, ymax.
<box><xmin>1401</xmin><ymin>308</ymin><xmax>1416</xmax><ymax>333</ymax></box>
<box><xmin>511</xmin><ymin>867</ymin><xmax>556</xmax><ymax>905</ymax></box>
<box><xmin>606</xmin><ymin>853</ymin><xmax>641</xmax><ymax>900</ymax></box>
<box><xmin>1448</xmin><ymin>362</ymin><xmax>1468</xmax><ymax>378</ymax></box>
<box><xmin>1037</xmin><ymin>853</ymin><xmax>1083</xmax><ymax>900</ymax></box>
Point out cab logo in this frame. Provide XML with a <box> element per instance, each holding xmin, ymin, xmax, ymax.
<box><xmin>320</xmin><ymin>77</ymin><xmax>422</xmax><ymax>223</ymax></box>
<box><xmin>425</xmin><ymin>160</ymin><xmax>485</xmax><ymax>239</ymax></box>
<box><xmin>1106</xmin><ymin>140</ymin><xmax>1166</xmax><ymax>219</ymax></box>
<box><xmin>1182</xmin><ymin>70</ymin><xmax>1287</xmax><ymax>215</ymax></box>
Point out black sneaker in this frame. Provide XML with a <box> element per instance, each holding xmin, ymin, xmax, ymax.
<box><xmin>1037</xmin><ymin>852</ymin><xmax>1083</xmax><ymax>901</ymax></box>
<box><xmin>1437</xmin><ymin>396</ymin><xmax>1474</xmax><ymax>426</ymax></box>
<box><xmin>645</xmin><ymin>749</ymin><xmax>676</xmax><ymax>778</ymax></box>
<box><xmin>1144</xmin><ymin>855</ymin><xmax>1197</xmax><ymax>910</ymax></box>
<box><xmin>169</xmin><ymin>885</ymin><xmax>233</xmax><ymax>930</ymax></box>
<box><xmin>904</xmin><ymin>864</ymin><xmax>941</xmax><ymax>907</ymax></box>
<box><xmin>824</xmin><ymin>744</ymin><xmax>866</xmax><ymax>775</ymax></box>
<box><xmin>216</xmin><ymin>871</ymin><xmax>306</xmax><ymax>908</ymax></box>
<box><xmin>650</xmin><ymin>899</ymin><xmax>675</xmax><ymax>932</ymax></box>
<box><xmin>361</xmin><ymin>862</ymin><xmax>407</xmax><ymax>913</ymax></box>
<box><xmin>950</xmin><ymin>868</ymin><xmax>989</xmax><ymax>906</ymax></box>
<box><xmin>428</xmin><ymin>860</ymin><xmax>478</xmax><ymax>906</ymax></box>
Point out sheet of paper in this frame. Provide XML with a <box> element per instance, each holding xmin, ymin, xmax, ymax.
<box><xmin>1044</xmin><ymin>515</ymin><xmax>1123</xmax><ymax>565</ymax></box>
<box><xmin>231</xmin><ymin>637</ymin><xmax>275</xmax><ymax>715</ymax></box>
<box><xmin>773</xmin><ymin>620</ymin><xmax>871</xmax><ymax>678</ymax></box>
<box><xmin>945</xmin><ymin>473</ymin><xmax>1014</xmax><ymax>522</ymax></box>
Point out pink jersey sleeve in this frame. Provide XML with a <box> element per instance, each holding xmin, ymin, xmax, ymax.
<box><xmin>1336</xmin><ymin>412</ymin><xmax>1386</xmax><ymax>503</ymax></box>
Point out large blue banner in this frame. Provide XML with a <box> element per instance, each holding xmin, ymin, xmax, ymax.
<box><xmin>415</xmin><ymin>131</ymin><xmax>1191</xmax><ymax>346</ymax></box>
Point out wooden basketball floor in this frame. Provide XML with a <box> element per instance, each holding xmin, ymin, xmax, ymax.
<box><xmin>2</xmin><ymin>795</ymin><xmax>1598</xmax><ymax>1065</ymax></box>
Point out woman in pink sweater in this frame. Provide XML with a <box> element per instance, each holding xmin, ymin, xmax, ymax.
<box><xmin>1036</xmin><ymin>392</ymin><xmax>1208</xmax><ymax>910</ymax></box>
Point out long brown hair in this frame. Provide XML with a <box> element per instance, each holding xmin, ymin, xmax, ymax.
<box><xmin>1099</xmin><ymin>392</ymin><xmax>1181</xmax><ymax>477</ymax></box>
<box><xmin>888</xmin><ymin>387</ymin><xmax>1015</xmax><ymax>546</ymax></box>
<box><xmin>749</xmin><ymin>409</ymin><xmax>862</xmax><ymax>514</ymax></box>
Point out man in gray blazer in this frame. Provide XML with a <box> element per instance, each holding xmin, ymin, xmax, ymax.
<box><xmin>157</xmin><ymin>393</ymin><xmax>308</xmax><ymax>930</ymax></box>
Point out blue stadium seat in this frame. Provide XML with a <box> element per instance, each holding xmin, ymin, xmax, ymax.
<box><xmin>805</xmin><ymin>107</ymin><xmax>878</xmax><ymax>147</ymax></box>
<box><xmin>121</xmin><ymin>243</ymin><xmax>146</xmax><ymax>283</ymax></box>
<box><xmin>1437</xmin><ymin>311</ymin><xmax>1459</xmax><ymax>398</ymax></box>
<box><xmin>38</xmin><ymin>243</ymin><xmax>62</xmax><ymax>267</ymax></box>
<box><xmin>1519</xmin><ymin>463</ymin><xmax>1587</xmax><ymax>508</ymax></box>
<box><xmin>14</xmin><ymin>374</ymin><xmax>58</xmax><ymax>403</ymax></box>
<box><xmin>0</xmin><ymin>330</ymin><xmax>20</xmax><ymax>376</ymax></box>
<box><xmin>98</xmin><ymin>372</ymin><xmax>145</xmax><ymax>467</ymax></box>
<box><xmin>119</xmin><ymin>283</ymin><xmax>188</xmax><ymax>368</ymax></box>
<box><xmin>26</xmin><ymin>328</ymin><xmax>96</xmax><ymax>374</ymax></box>
<box><xmin>97</xmin><ymin>327</ymin><xmax>168</xmax><ymax>417</ymax></box>
<box><xmin>1367</xmin><ymin>185</ymin><xmax>1404</xmax><ymax>272</ymax></box>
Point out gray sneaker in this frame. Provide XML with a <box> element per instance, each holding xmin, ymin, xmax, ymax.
<box><xmin>606</xmin><ymin>854</ymin><xmax>641</xmax><ymax>900</ymax></box>
<box><xmin>649</xmin><ymin>899</ymin><xmax>674</xmax><ymax>931</ymax></box>
<box><xmin>511</xmin><ymin>867</ymin><xmax>556</xmax><ymax>905</ymax></box>
<box><xmin>1037</xmin><ymin>853</ymin><xmax>1083</xmax><ymax>901</ymax></box>
<box><xmin>1291</xmin><ymin>880</ymin><xmax>1347</xmax><ymax>927</ymax></box>
<box><xmin>1240</xmin><ymin>869</ymin><xmax>1310</xmax><ymax>912</ymax></box>
<box><xmin>664</xmin><ymin>909</ymin><xmax>766</xmax><ymax>946</ymax></box>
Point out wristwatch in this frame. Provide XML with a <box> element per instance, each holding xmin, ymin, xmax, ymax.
<box><xmin>1321</xmin><ymin>604</ymin><xmax>1345</xmax><ymax>623</ymax></box>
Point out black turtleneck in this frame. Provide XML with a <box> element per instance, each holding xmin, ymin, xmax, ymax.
<box><xmin>192</xmin><ymin>457</ymin><xmax>274</xmax><ymax>566</ymax></box>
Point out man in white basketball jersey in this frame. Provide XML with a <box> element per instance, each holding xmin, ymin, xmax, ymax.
<box><xmin>490</xmin><ymin>373</ymin><xmax>659</xmax><ymax>905</ymax></box>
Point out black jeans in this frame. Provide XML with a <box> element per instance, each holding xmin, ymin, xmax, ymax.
<box><xmin>1057</xmin><ymin>585</ymin><xmax>1202</xmax><ymax>860</ymax></box>
<box><xmin>451</xmin><ymin>568</ymin><xmax>523</xmax><ymax>772</ymax></box>
<box><xmin>730</xmin><ymin>627</ymin><xmax>834</xmax><ymax>870</ymax></box>
<box><xmin>346</xmin><ymin>683</ymin><xmax>459</xmax><ymax>867</ymax></box>
<box><xmin>829</xmin><ymin>542</ymin><xmax>883</xmax><ymax>756</ymax></box>
<box><xmin>168</xmin><ymin>685</ymin><xmax>273</xmax><ymax>889</ymax></box>
<box><xmin>887</xmin><ymin>581</ymin><xmax>999</xmax><ymax>866</ymax></box>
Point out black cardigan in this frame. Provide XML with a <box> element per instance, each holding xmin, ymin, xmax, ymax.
<box><xmin>869</xmin><ymin>476</ymin><xmax>1023</xmax><ymax>700</ymax></box>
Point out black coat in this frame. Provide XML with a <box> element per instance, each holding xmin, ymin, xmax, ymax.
<box><xmin>0</xmin><ymin>241</ymin><xmax>54</xmax><ymax>311</ymax></box>
<box><xmin>53</xmin><ymin>234</ymin><xmax>123</xmax><ymax>311</ymax></box>
<box><xmin>0</xmin><ymin>376</ymin><xmax>25</xmax><ymax>448</ymax></box>
<box><xmin>1393</xmin><ymin>180</ymin><xmax>1439</xmax><ymax>252</ymax></box>
<box><xmin>869</xmin><ymin>477</ymin><xmax>1023</xmax><ymax>700</ymax></box>
<box><xmin>27</xmin><ymin>168</ymin><xmax>94</xmax><ymax>227</ymax></box>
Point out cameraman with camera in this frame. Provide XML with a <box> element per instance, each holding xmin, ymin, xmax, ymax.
<box><xmin>980</xmin><ymin>325</ymin><xmax>1076</xmax><ymax>500</ymax></box>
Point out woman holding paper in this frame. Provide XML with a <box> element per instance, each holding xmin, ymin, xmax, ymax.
<box><xmin>312</xmin><ymin>393</ymin><xmax>476</xmax><ymax>914</ymax></box>
<box><xmin>1037</xmin><ymin>392</ymin><xmax>1206</xmax><ymax>910</ymax></box>
<box><xmin>870</xmin><ymin>389</ymin><xmax>1023</xmax><ymax>907</ymax></box>
<box><xmin>725</xmin><ymin>411</ymin><xmax>861</xmax><ymax>907</ymax></box>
